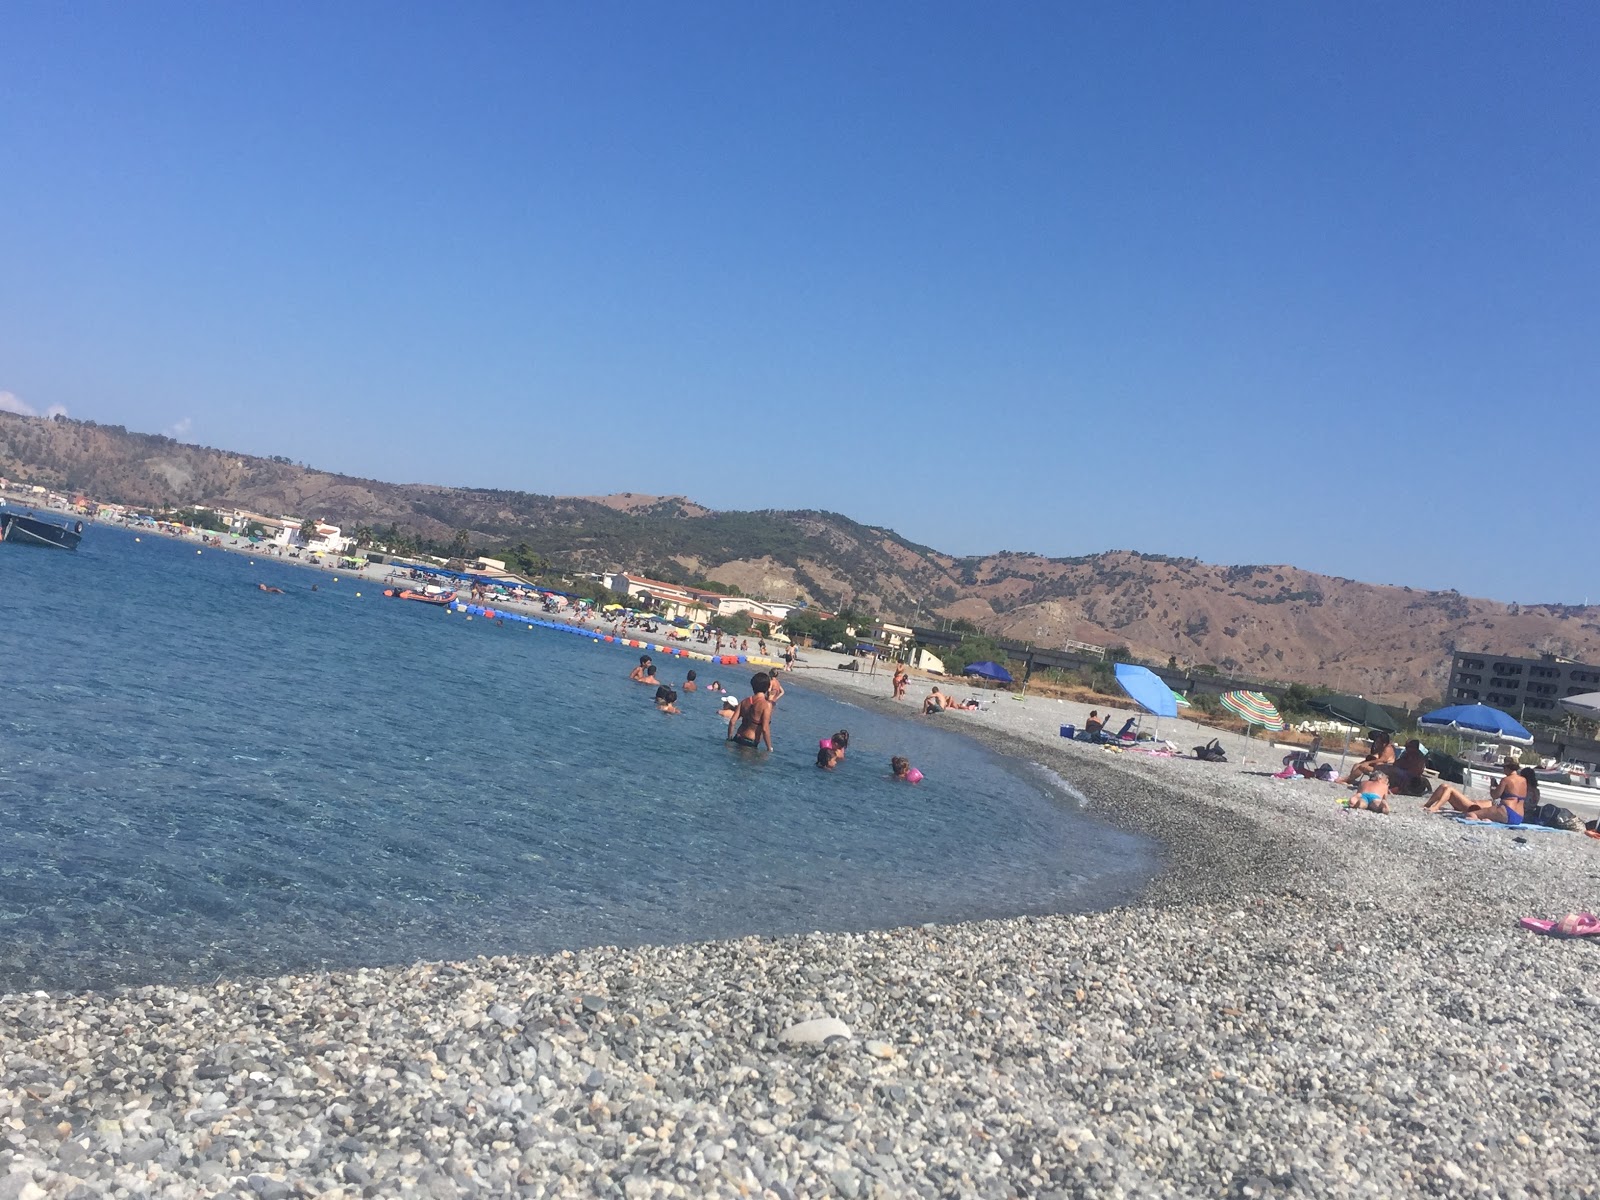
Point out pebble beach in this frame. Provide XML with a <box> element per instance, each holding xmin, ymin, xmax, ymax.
<box><xmin>5</xmin><ymin>666</ymin><xmax>1600</xmax><ymax>1198</ymax></box>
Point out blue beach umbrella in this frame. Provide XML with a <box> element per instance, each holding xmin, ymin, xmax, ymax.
<box><xmin>1113</xmin><ymin>663</ymin><xmax>1179</xmax><ymax>719</ymax></box>
<box><xmin>963</xmin><ymin>660</ymin><xmax>1013</xmax><ymax>684</ymax></box>
<box><xmin>1419</xmin><ymin>703</ymin><xmax>1532</xmax><ymax>745</ymax></box>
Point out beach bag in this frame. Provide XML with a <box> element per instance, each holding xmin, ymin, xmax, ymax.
<box><xmin>1532</xmin><ymin>803</ymin><xmax>1584</xmax><ymax>833</ymax></box>
<box><xmin>1194</xmin><ymin>739</ymin><xmax>1228</xmax><ymax>763</ymax></box>
<box><xmin>1315</xmin><ymin>763</ymin><xmax>1339</xmax><ymax>781</ymax></box>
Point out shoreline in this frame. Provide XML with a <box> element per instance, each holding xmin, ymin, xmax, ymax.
<box><xmin>6</xmin><ymin>552</ymin><xmax>1600</xmax><ymax>1194</ymax></box>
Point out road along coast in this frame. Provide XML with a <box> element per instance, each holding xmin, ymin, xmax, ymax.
<box><xmin>5</xmin><ymin>663</ymin><xmax>1600</xmax><ymax>1198</ymax></box>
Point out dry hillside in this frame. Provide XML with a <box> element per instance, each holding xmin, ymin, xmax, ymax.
<box><xmin>6</xmin><ymin>411</ymin><xmax>1599</xmax><ymax>702</ymax></box>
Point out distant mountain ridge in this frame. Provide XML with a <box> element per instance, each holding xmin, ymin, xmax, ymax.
<box><xmin>6</xmin><ymin>410</ymin><xmax>1600</xmax><ymax>703</ymax></box>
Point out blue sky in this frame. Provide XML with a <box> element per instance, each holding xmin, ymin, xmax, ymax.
<box><xmin>2</xmin><ymin>3</ymin><xmax>1595</xmax><ymax>603</ymax></box>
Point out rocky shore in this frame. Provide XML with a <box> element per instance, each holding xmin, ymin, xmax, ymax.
<box><xmin>5</xmin><ymin>677</ymin><xmax>1600</xmax><ymax>1197</ymax></box>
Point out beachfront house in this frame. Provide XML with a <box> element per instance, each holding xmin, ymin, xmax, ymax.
<box><xmin>303</xmin><ymin>522</ymin><xmax>351</xmax><ymax>555</ymax></box>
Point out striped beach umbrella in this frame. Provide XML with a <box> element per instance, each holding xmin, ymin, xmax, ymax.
<box><xmin>1219</xmin><ymin>690</ymin><xmax>1286</xmax><ymax>731</ymax></box>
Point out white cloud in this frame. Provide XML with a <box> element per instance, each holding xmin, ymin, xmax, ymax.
<box><xmin>167</xmin><ymin>417</ymin><xmax>193</xmax><ymax>439</ymax></box>
<box><xmin>0</xmin><ymin>391</ymin><xmax>67</xmax><ymax>419</ymax></box>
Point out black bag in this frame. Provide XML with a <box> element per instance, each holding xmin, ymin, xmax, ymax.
<box><xmin>1194</xmin><ymin>738</ymin><xmax>1228</xmax><ymax>763</ymax></box>
<box><xmin>1531</xmin><ymin>803</ymin><xmax>1583</xmax><ymax>833</ymax></box>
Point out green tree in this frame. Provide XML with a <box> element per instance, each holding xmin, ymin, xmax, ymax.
<box><xmin>711</xmin><ymin>612</ymin><xmax>750</xmax><ymax>636</ymax></box>
<box><xmin>352</xmin><ymin>525</ymin><xmax>376</xmax><ymax>550</ymax></box>
<box><xmin>450</xmin><ymin>528</ymin><xmax>472</xmax><ymax>559</ymax></box>
<box><xmin>782</xmin><ymin>608</ymin><xmax>849</xmax><ymax>647</ymax></box>
<box><xmin>298</xmin><ymin>518</ymin><xmax>319</xmax><ymax>545</ymax></box>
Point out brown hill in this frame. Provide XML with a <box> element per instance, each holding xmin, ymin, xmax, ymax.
<box><xmin>6</xmin><ymin>410</ymin><xmax>1599</xmax><ymax>703</ymax></box>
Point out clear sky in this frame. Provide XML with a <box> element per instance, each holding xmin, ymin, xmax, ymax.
<box><xmin>2</xmin><ymin>3</ymin><xmax>1596</xmax><ymax>603</ymax></box>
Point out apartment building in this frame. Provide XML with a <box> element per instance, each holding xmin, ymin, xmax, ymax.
<box><xmin>1446</xmin><ymin>651</ymin><xmax>1600</xmax><ymax>716</ymax></box>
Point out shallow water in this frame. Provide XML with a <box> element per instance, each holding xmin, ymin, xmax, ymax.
<box><xmin>0</xmin><ymin>524</ymin><xmax>1157</xmax><ymax>992</ymax></box>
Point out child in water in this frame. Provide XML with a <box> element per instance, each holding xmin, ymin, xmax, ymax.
<box><xmin>890</xmin><ymin>756</ymin><xmax>923</xmax><ymax>783</ymax></box>
<box><xmin>816</xmin><ymin>730</ymin><xmax>849</xmax><ymax>769</ymax></box>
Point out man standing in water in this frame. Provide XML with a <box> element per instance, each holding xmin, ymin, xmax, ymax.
<box><xmin>728</xmin><ymin>672</ymin><xmax>775</xmax><ymax>751</ymax></box>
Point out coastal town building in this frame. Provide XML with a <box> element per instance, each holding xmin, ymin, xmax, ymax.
<box><xmin>1446</xmin><ymin>650</ymin><xmax>1600</xmax><ymax>718</ymax></box>
<box><xmin>601</xmin><ymin>572</ymin><xmax>803</xmax><ymax>627</ymax></box>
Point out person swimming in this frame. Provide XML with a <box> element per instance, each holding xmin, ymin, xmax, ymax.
<box><xmin>683</xmin><ymin>670</ymin><xmax>698</xmax><ymax>693</ymax></box>
<box><xmin>816</xmin><ymin>729</ymin><xmax>849</xmax><ymax>769</ymax></box>
<box><xmin>891</xmin><ymin>756</ymin><xmax>923</xmax><ymax>784</ymax></box>
<box><xmin>257</xmin><ymin>583</ymin><xmax>284</xmax><ymax>594</ymax></box>
<box><xmin>654</xmin><ymin>685</ymin><xmax>681</xmax><ymax>714</ymax></box>
<box><xmin>728</xmin><ymin>673</ymin><xmax>774</xmax><ymax>750</ymax></box>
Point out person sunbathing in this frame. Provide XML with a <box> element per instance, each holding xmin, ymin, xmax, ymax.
<box><xmin>1423</xmin><ymin>762</ymin><xmax>1534</xmax><ymax>825</ymax></box>
<box><xmin>1383</xmin><ymin>738</ymin><xmax>1430</xmax><ymax>795</ymax></box>
<box><xmin>923</xmin><ymin>688</ymin><xmax>946</xmax><ymax>715</ymax></box>
<box><xmin>1341</xmin><ymin>732</ymin><xmax>1395</xmax><ymax>784</ymax></box>
<box><xmin>1343</xmin><ymin>771</ymin><xmax>1392</xmax><ymax>814</ymax></box>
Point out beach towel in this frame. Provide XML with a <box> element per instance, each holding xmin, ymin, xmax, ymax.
<box><xmin>1451</xmin><ymin>816</ymin><xmax>1574</xmax><ymax>833</ymax></box>
<box><xmin>1519</xmin><ymin>913</ymin><xmax>1600</xmax><ymax>937</ymax></box>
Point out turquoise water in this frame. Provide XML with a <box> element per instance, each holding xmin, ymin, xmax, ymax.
<box><xmin>0</xmin><ymin>524</ymin><xmax>1157</xmax><ymax>992</ymax></box>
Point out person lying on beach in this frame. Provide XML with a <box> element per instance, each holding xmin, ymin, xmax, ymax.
<box><xmin>1424</xmin><ymin>763</ymin><xmax>1534</xmax><ymax>825</ymax></box>
<box><xmin>728</xmin><ymin>673</ymin><xmax>774</xmax><ymax>750</ymax></box>
<box><xmin>1343</xmin><ymin>771</ymin><xmax>1392</xmax><ymax>814</ymax></box>
<box><xmin>256</xmin><ymin>583</ymin><xmax>284</xmax><ymax>593</ymax></box>
<box><xmin>683</xmin><ymin>670</ymin><xmax>698</xmax><ymax>693</ymax></box>
<box><xmin>1341</xmin><ymin>731</ymin><xmax>1395</xmax><ymax>784</ymax></box>
<box><xmin>817</xmin><ymin>730</ymin><xmax>849</xmax><ymax>769</ymax></box>
<box><xmin>654</xmin><ymin>685</ymin><xmax>681</xmax><ymax>715</ymax></box>
<box><xmin>891</xmin><ymin>756</ymin><xmax>923</xmax><ymax>783</ymax></box>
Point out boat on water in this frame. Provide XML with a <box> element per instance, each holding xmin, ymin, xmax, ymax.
<box><xmin>0</xmin><ymin>510</ymin><xmax>84</xmax><ymax>550</ymax></box>
<box><xmin>382</xmin><ymin>586</ymin><xmax>456</xmax><ymax>607</ymax></box>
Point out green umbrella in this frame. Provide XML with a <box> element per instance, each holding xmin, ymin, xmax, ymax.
<box><xmin>1307</xmin><ymin>695</ymin><xmax>1398</xmax><ymax>734</ymax></box>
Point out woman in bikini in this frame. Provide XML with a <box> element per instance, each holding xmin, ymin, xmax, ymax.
<box><xmin>728</xmin><ymin>673</ymin><xmax>774</xmax><ymax>751</ymax></box>
<box><xmin>1423</xmin><ymin>761</ymin><xmax>1533</xmax><ymax>825</ymax></box>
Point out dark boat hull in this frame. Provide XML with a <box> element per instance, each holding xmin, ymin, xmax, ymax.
<box><xmin>0</xmin><ymin>512</ymin><xmax>83</xmax><ymax>550</ymax></box>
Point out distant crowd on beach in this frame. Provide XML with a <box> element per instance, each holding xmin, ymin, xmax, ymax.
<box><xmin>625</xmin><ymin>653</ymin><xmax>921</xmax><ymax>783</ymax></box>
<box><xmin>1263</xmin><ymin>728</ymin><xmax>1599</xmax><ymax>836</ymax></box>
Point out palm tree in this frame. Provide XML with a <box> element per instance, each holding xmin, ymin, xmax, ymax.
<box><xmin>353</xmin><ymin>525</ymin><xmax>375</xmax><ymax>550</ymax></box>
<box><xmin>450</xmin><ymin>528</ymin><xmax>472</xmax><ymax>560</ymax></box>
<box><xmin>298</xmin><ymin>518</ymin><xmax>319</xmax><ymax>546</ymax></box>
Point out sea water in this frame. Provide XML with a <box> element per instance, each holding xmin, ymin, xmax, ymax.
<box><xmin>0</xmin><ymin>525</ymin><xmax>1157</xmax><ymax>992</ymax></box>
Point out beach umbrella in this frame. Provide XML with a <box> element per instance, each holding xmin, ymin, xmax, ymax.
<box><xmin>1308</xmin><ymin>693</ymin><xmax>1399</xmax><ymax>770</ymax></box>
<box><xmin>1170</xmin><ymin>691</ymin><xmax>1193</xmax><ymax>708</ymax></box>
<box><xmin>1419</xmin><ymin>703</ymin><xmax>1532</xmax><ymax>745</ymax></box>
<box><xmin>1307</xmin><ymin>694</ymin><xmax>1398</xmax><ymax>734</ymax></box>
<box><xmin>963</xmin><ymin>661</ymin><xmax>1013</xmax><ymax>684</ymax></box>
<box><xmin>1113</xmin><ymin>663</ymin><xmax>1177</xmax><ymax>739</ymax></box>
<box><xmin>1219</xmin><ymin>690</ymin><xmax>1285</xmax><ymax>764</ymax></box>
